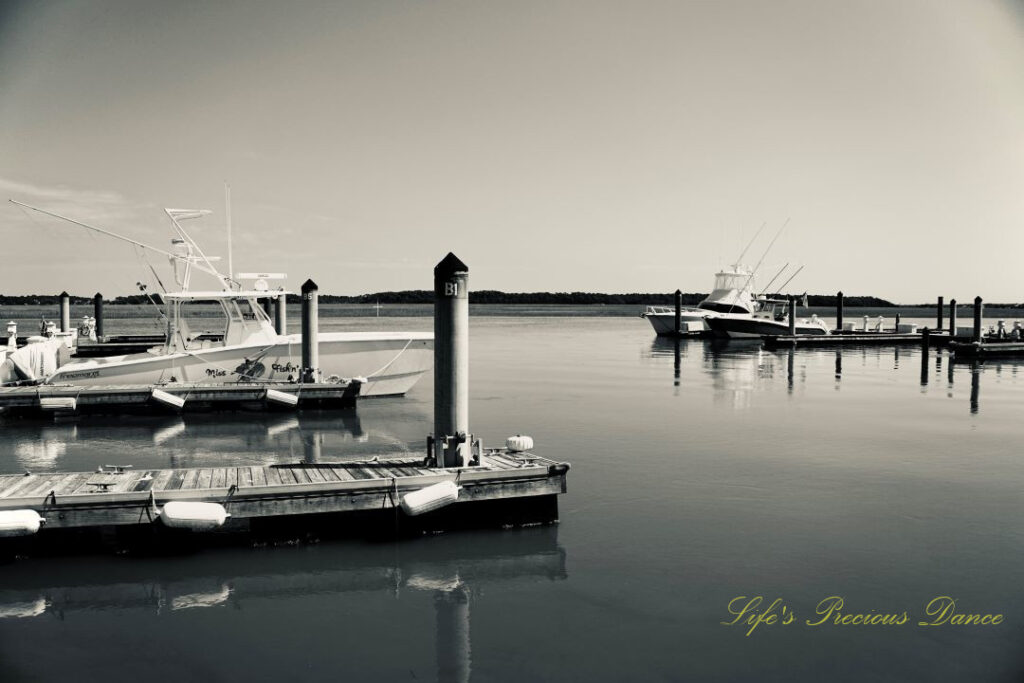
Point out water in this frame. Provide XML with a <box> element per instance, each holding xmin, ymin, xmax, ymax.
<box><xmin>1</xmin><ymin>316</ymin><xmax>1022</xmax><ymax>682</ymax></box>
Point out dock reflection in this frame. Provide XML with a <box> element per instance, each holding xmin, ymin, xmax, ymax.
<box><xmin>0</xmin><ymin>526</ymin><xmax>567</xmax><ymax>683</ymax></box>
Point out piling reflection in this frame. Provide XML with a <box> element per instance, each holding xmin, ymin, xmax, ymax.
<box><xmin>0</xmin><ymin>527</ymin><xmax>566</xmax><ymax>683</ymax></box>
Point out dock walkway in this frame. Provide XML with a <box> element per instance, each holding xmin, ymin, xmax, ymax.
<box><xmin>0</xmin><ymin>452</ymin><xmax>569</xmax><ymax>532</ymax></box>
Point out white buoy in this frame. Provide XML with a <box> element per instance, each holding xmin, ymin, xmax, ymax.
<box><xmin>505</xmin><ymin>435</ymin><xmax>534</xmax><ymax>453</ymax></box>
<box><xmin>265</xmin><ymin>389</ymin><xmax>299</xmax><ymax>407</ymax></box>
<box><xmin>159</xmin><ymin>501</ymin><xmax>229</xmax><ymax>531</ymax></box>
<box><xmin>151</xmin><ymin>388</ymin><xmax>186</xmax><ymax>409</ymax></box>
<box><xmin>0</xmin><ymin>510</ymin><xmax>45</xmax><ymax>537</ymax></box>
<box><xmin>39</xmin><ymin>397</ymin><xmax>77</xmax><ymax>412</ymax></box>
<box><xmin>401</xmin><ymin>480</ymin><xmax>460</xmax><ymax>516</ymax></box>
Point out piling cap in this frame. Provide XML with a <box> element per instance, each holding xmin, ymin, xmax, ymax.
<box><xmin>59</xmin><ymin>291</ymin><xmax>69</xmax><ymax>298</ymax></box>
<box><xmin>301</xmin><ymin>279</ymin><xmax>319</xmax><ymax>294</ymax></box>
<box><xmin>434</xmin><ymin>252</ymin><xmax>468</xmax><ymax>278</ymax></box>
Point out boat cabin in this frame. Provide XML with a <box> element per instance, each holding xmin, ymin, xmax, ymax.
<box><xmin>164</xmin><ymin>291</ymin><xmax>282</xmax><ymax>352</ymax></box>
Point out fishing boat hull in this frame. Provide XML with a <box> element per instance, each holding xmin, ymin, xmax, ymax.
<box><xmin>705</xmin><ymin>316</ymin><xmax>829</xmax><ymax>338</ymax></box>
<box><xmin>45</xmin><ymin>332</ymin><xmax>433</xmax><ymax>397</ymax></box>
<box><xmin>641</xmin><ymin>308</ymin><xmax>710</xmax><ymax>335</ymax></box>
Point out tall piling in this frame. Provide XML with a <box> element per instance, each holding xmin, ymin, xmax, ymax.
<box><xmin>674</xmin><ymin>290</ymin><xmax>682</xmax><ymax>335</ymax></box>
<box><xmin>949</xmin><ymin>299</ymin><xmax>957</xmax><ymax>336</ymax></box>
<box><xmin>787</xmin><ymin>296</ymin><xmax>796</xmax><ymax>336</ymax></box>
<box><xmin>920</xmin><ymin>328</ymin><xmax>930</xmax><ymax>386</ymax></box>
<box><xmin>59</xmin><ymin>291</ymin><xmax>70</xmax><ymax>333</ymax></box>
<box><xmin>274</xmin><ymin>293</ymin><xmax>287</xmax><ymax>335</ymax></box>
<box><xmin>894</xmin><ymin>312</ymin><xmax>901</xmax><ymax>333</ymax></box>
<box><xmin>836</xmin><ymin>291</ymin><xmax>844</xmax><ymax>332</ymax></box>
<box><xmin>301</xmin><ymin>279</ymin><xmax>319</xmax><ymax>383</ymax></box>
<box><xmin>434</xmin><ymin>253</ymin><xmax>470</xmax><ymax>467</ymax></box>
<box><xmin>93</xmin><ymin>293</ymin><xmax>104</xmax><ymax>339</ymax></box>
<box><xmin>936</xmin><ymin>296</ymin><xmax>944</xmax><ymax>331</ymax></box>
<box><xmin>973</xmin><ymin>296</ymin><xmax>983</xmax><ymax>343</ymax></box>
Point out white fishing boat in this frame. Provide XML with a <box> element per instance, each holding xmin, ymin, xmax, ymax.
<box><xmin>704</xmin><ymin>297</ymin><xmax>830</xmax><ymax>338</ymax></box>
<box><xmin>3</xmin><ymin>202</ymin><xmax>432</xmax><ymax>397</ymax></box>
<box><xmin>641</xmin><ymin>265</ymin><xmax>759</xmax><ymax>335</ymax></box>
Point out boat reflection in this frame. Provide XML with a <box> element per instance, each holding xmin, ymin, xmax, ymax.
<box><xmin>0</xmin><ymin>526</ymin><xmax>567</xmax><ymax>683</ymax></box>
<box><xmin>1</xmin><ymin>409</ymin><xmax>427</xmax><ymax>472</ymax></box>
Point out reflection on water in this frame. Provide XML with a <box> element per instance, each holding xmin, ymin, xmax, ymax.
<box><xmin>0</xmin><ymin>527</ymin><xmax>566</xmax><ymax>683</ymax></box>
<box><xmin>646</xmin><ymin>337</ymin><xmax>1024</xmax><ymax>416</ymax></box>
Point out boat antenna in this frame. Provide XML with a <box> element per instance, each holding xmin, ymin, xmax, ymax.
<box><xmin>225</xmin><ymin>182</ymin><xmax>233</xmax><ymax>286</ymax></box>
<box><xmin>733</xmin><ymin>221</ymin><xmax>767</xmax><ymax>267</ymax></box>
<box><xmin>760</xmin><ymin>262</ymin><xmax>790</xmax><ymax>295</ymax></box>
<box><xmin>8</xmin><ymin>200</ymin><xmax>226</xmax><ymax>282</ymax></box>
<box><xmin>776</xmin><ymin>264</ymin><xmax>805</xmax><ymax>293</ymax></box>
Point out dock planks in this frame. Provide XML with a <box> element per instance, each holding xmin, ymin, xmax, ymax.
<box><xmin>0</xmin><ymin>454</ymin><xmax>569</xmax><ymax>533</ymax></box>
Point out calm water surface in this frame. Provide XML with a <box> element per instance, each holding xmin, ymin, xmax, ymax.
<box><xmin>0</xmin><ymin>316</ymin><xmax>1022</xmax><ymax>682</ymax></box>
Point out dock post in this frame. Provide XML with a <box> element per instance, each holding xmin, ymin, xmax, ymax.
<box><xmin>674</xmin><ymin>289</ymin><xmax>682</xmax><ymax>336</ymax></box>
<box><xmin>59</xmin><ymin>291</ymin><xmax>70</xmax><ymax>333</ymax></box>
<box><xmin>274</xmin><ymin>292</ymin><xmax>287</xmax><ymax>335</ymax></box>
<box><xmin>949</xmin><ymin>299</ymin><xmax>957</xmax><ymax>337</ymax></box>
<box><xmin>894</xmin><ymin>312</ymin><xmax>901</xmax><ymax>334</ymax></box>
<box><xmin>973</xmin><ymin>296</ymin><xmax>983</xmax><ymax>343</ymax></box>
<box><xmin>6</xmin><ymin>321</ymin><xmax>15</xmax><ymax>351</ymax></box>
<box><xmin>788</xmin><ymin>297</ymin><xmax>796</xmax><ymax>336</ymax></box>
<box><xmin>93</xmin><ymin>293</ymin><xmax>104</xmax><ymax>339</ymax></box>
<box><xmin>301</xmin><ymin>279</ymin><xmax>319</xmax><ymax>383</ymax></box>
<box><xmin>836</xmin><ymin>291</ymin><xmax>844</xmax><ymax>332</ymax></box>
<box><xmin>262</xmin><ymin>298</ymin><xmax>273</xmax><ymax>319</ymax></box>
<box><xmin>936</xmin><ymin>296</ymin><xmax>944</xmax><ymax>331</ymax></box>
<box><xmin>920</xmin><ymin>328</ymin><xmax>930</xmax><ymax>386</ymax></box>
<box><xmin>434</xmin><ymin>252</ymin><xmax>470</xmax><ymax>468</ymax></box>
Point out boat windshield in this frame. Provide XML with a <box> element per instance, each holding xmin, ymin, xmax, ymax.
<box><xmin>172</xmin><ymin>300</ymin><xmax>228</xmax><ymax>351</ymax></box>
<box><xmin>713</xmin><ymin>272</ymin><xmax>750</xmax><ymax>292</ymax></box>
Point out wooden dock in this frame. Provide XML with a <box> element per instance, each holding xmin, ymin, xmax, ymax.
<box><xmin>0</xmin><ymin>452</ymin><xmax>569</xmax><ymax>550</ymax></box>
<box><xmin>0</xmin><ymin>381</ymin><xmax>360</xmax><ymax>416</ymax></box>
<box><xmin>763</xmin><ymin>331</ymin><xmax>951</xmax><ymax>349</ymax></box>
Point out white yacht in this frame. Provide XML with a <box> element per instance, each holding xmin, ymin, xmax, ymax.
<box><xmin>3</xmin><ymin>203</ymin><xmax>432</xmax><ymax>397</ymax></box>
<box><xmin>641</xmin><ymin>266</ymin><xmax>759</xmax><ymax>335</ymax></box>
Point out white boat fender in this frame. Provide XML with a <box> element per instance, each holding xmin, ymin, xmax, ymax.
<box><xmin>151</xmin><ymin>388</ymin><xmax>186</xmax><ymax>409</ymax></box>
<box><xmin>158</xmin><ymin>501</ymin><xmax>229</xmax><ymax>531</ymax></box>
<box><xmin>505</xmin><ymin>435</ymin><xmax>534</xmax><ymax>453</ymax></box>
<box><xmin>400</xmin><ymin>480</ymin><xmax>460</xmax><ymax>517</ymax></box>
<box><xmin>265</xmin><ymin>388</ymin><xmax>299</xmax><ymax>406</ymax></box>
<box><xmin>0</xmin><ymin>510</ymin><xmax>45</xmax><ymax>537</ymax></box>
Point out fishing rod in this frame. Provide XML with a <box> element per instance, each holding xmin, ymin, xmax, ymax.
<box><xmin>775</xmin><ymin>264</ymin><xmax>805</xmax><ymax>294</ymax></box>
<box><xmin>760</xmin><ymin>262</ymin><xmax>789</xmax><ymax>295</ymax></box>
<box><xmin>733</xmin><ymin>221</ymin><xmax>767</xmax><ymax>266</ymax></box>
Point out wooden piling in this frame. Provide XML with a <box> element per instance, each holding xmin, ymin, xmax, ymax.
<box><xmin>93</xmin><ymin>293</ymin><xmax>104</xmax><ymax>339</ymax></box>
<box><xmin>787</xmin><ymin>297</ymin><xmax>796</xmax><ymax>336</ymax></box>
<box><xmin>921</xmin><ymin>326</ymin><xmax>930</xmax><ymax>349</ymax></box>
<box><xmin>434</xmin><ymin>253</ymin><xmax>470</xmax><ymax>467</ymax></box>
<box><xmin>936</xmin><ymin>296</ymin><xmax>944</xmax><ymax>331</ymax></box>
<box><xmin>301</xmin><ymin>279</ymin><xmax>319</xmax><ymax>383</ymax></box>
<box><xmin>895</xmin><ymin>312</ymin><xmax>901</xmax><ymax>333</ymax></box>
<box><xmin>949</xmin><ymin>299</ymin><xmax>957</xmax><ymax>336</ymax></box>
<box><xmin>973</xmin><ymin>296</ymin><xmax>983</xmax><ymax>342</ymax></box>
<box><xmin>274</xmin><ymin>293</ymin><xmax>287</xmax><ymax>335</ymax></box>
<box><xmin>674</xmin><ymin>290</ymin><xmax>682</xmax><ymax>335</ymax></box>
<box><xmin>836</xmin><ymin>291</ymin><xmax>844</xmax><ymax>332</ymax></box>
<box><xmin>920</xmin><ymin>328</ymin><xmax>930</xmax><ymax>386</ymax></box>
<box><xmin>59</xmin><ymin>291</ymin><xmax>70</xmax><ymax>333</ymax></box>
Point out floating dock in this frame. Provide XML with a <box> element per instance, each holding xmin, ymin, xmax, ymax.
<box><xmin>0</xmin><ymin>452</ymin><xmax>569</xmax><ymax>551</ymax></box>
<box><xmin>949</xmin><ymin>340</ymin><xmax>1024</xmax><ymax>361</ymax></box>
<box><xmin>763</xmin><ymin>332</ymin><xmax>951</xmax><ymax>349</ymax></box>
<box><xmin>0</xmin><ymin>381</ymin><xmax>360</xmax><ymax>417</ymax></box>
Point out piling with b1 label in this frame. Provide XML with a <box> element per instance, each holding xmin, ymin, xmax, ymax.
<box><xmin>434</xmin><ymin>253</ymin><xmax>470</xmax><ymax>467</ymax></box>
<box><xmin>301</xmin><ymin>279</ymin><xmax>319</xmax><ymax>383</ymax></box>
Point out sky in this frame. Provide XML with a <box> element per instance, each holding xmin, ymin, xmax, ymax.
<box><xmin>0</xmin><ymin>0</ymin><xmax>1021</xmax><ymax>303</ymax></box>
